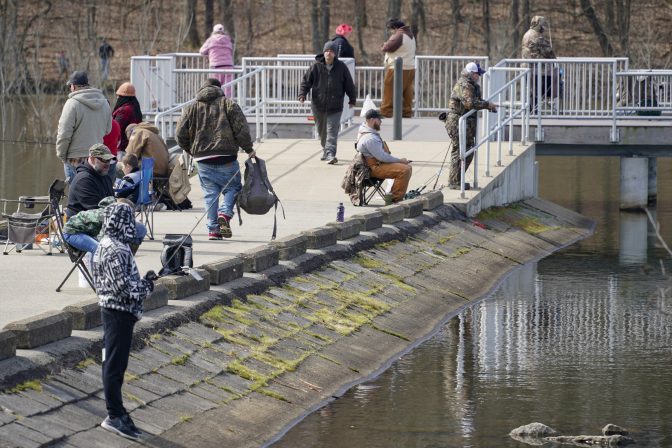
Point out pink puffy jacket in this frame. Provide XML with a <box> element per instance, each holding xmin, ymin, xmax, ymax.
<box><xmin>199</xmin><ymin>34</ymin><xmax>234</xmax><ymax>68</ymax></box>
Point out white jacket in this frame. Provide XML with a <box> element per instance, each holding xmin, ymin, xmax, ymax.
<box><xmin>56</xmin><ymin>88</ymin><xmax>112</xmax><ymax>161</ymax></box>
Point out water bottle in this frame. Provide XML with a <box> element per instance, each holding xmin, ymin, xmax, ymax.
<box><xmin>336</xmin><ymin>202</ymin><xmax>345</xmax><ymax>222</ymax></box>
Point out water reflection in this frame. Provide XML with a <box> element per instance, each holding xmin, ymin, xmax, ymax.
<box><xmin>274</xmin><ymin>156</ymin><xmax>672</xmax><ymax>448</ymax></box>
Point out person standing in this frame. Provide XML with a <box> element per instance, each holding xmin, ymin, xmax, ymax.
<box><xmin>57</xmin><ymin>51</ymin><xmax>70</xmax><ymax>80</ymax></box>
<box><xmin>521</xmin><ymin>16</ymin><xmax>556</xmax><ymax>112</ymax></box>
<box><xmin>200</xmin><ymin>24</ymin><xmax>234</xmax><ymax>93</ymax></box>
<box><xmin>56</xmin><ymin>71</ymin><xmax>112</xmax><ymax>183</ymax></box>
<box><xmin>331</xmin><ymin>23</ymin><xmax>355</xmax><ymax>59</ymax></box>
<box><xmin>99</xmin><ymin>38</ymin><xmax>115</xmax><ymax>81</ymax></box>
<box><xmin>175</xmin><ymin>78</ymin><xmax>256</xmax><ymax>240</ymax></box>
<box><xmin>444</xmin><ymin>62</ymin><xmax>497</xmax><ymax>190</ymax></box>
<box><xmin>357</xmin><ymin>109</ymin><xmax>412</xmax><ymax>203</ymax></box>
<box><xmin>112</xmin><ymin>82</ymin><xmax>143</xmax><ymax>157</ymax></box>
<box><xmin>93</xmin><ymin>202</ymin><xmax>156</xmax><ymax>441</ymax></box>
<box><xmin>380</xmin><ymin>19</ymin><xmax>416</xmax><ymax>118</ymax></box>
<box><xmin>299</xmin><ymin>41</ymin><xmax>356</xmax><ymax>165</ymax></box>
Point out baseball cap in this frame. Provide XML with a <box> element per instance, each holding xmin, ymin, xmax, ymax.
<box><xmin>365</xmin><ymin>109</ymin><xmax>382</xmax><ymax>120</ymax></box>
<box><xmin>67</xmin><ymin>71</ymin><xmax>88</xmax><ymax>87</ymax></box>
<box><xmin>213</xmin><ymin>24</ymin><xmax>224</xmax><ymax>33</ymax></box>
<box><xmin>89</xmin><ymin>143</ymin><xmax>116</xmax><ymax>161</ymax></box>
<box><xmin>465</xmin><ymin>62</ymin><xmax>486</xmax><ymax>76</ymax></box>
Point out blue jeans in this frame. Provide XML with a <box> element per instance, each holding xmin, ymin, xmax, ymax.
<box><xmin>64</xmin><ymin>163</ymin><xmax>77</xmax><ymax>184</ymax></box>
<box><xmin>196</xmin><ymin>161</ymin><xmax>242</xmax><ymax>232</ymax></box>
<box><xmin>313</xmin><ymin>110</ymin><xmax>341</xmax><ymax>157</ymax></box>
<box><xmin>64</xmin><ymin>222</ymin><xmax>147</xmax><ymax>253</ymax></box>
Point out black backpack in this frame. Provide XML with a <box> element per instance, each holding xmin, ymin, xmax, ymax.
<box><xmin>236</xmin><ymin>157</ymin><xmax>284</xmax><ymax>239</ymax></box>
<box><xmin>158</xmin><ymin>234</ymin><xmax>193</xmax><ymax>276</ymax></box>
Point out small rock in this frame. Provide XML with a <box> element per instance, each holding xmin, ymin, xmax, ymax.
<box><xmin>603</xmin><ymin>424</ymin><xmax>629</xmax><ymax>436</ymax></box>
<box><xmin>510</xmin><ymin>422</ymin><xmax>559</xmax><ymax>438</ymax></box>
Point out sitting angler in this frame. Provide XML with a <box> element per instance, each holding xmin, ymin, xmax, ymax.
<box><xmin>114</xmin><ymin>153</ymin><xmax>141</xmax><ymax>205</ymax></box>
<box><xmin>356</xmin><ymin>109</ymin><xmax>412</xmax><ymax>203</ymax></box>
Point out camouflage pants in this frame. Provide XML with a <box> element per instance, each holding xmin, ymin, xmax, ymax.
<box><xmin>445</xmin><ymin>114</ymin><xmax>476</xmax><ymax>186</ymax></box>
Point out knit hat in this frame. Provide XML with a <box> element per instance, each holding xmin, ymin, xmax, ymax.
<box><xmin>323</xmin><ymin>41</ymin><xmax>338</xmax><ymax>53</ymax></box>
<box><xmin>465</xmin><ymin>62</ymin><xmax>486</xmax><ymax>75</ymax></box>
<box><xmin>67</xmin><ymin>71</ymin><xmax>88</xmax><ymax>87</ymax></box>
<box><xmin>213</xmin><ymin>24</ymin><xmax>224</xmax><ymax>33</ymax></box>
<box><xmin>364</xmin><ymin>109</ymin><xmax>382</xmax><ymax>120</ymax></box>
<box><xmin>335</xmin><ymin>24</ymin><xmax>353</xmax><ymax>36</ymax></box>
<box><xmin>116</xmin><ymin>82</ymin><xmax>136</xmax><ymax>97</ymax></box>
<box><xmin>89</xmin><ymin>143</ymin><xmax>116</xmax><ymax>161</ymax></box>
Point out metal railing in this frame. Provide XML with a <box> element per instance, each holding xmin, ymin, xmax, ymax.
<box><xmin>154</xmin><ymin>68</ymin><xmax>268</xmax><ymax>142</ymax></box>
<box><xmin>458</xmin><ymin>67</ymin><xmax>530</xmax><ymax>197</ymax></box>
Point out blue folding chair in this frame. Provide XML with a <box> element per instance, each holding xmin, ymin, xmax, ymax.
<box><xmin>138</xmin><ymin>157</ymin><xmax>156</xmax><ymax>240</ymax></box>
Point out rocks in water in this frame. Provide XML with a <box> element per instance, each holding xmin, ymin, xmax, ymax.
<box><xmin>510</xmin><ymin>422</ymin><xmax>559</xmax><ymax>439</ymax></box>
<box><xmin>603</xmin><ymin>424</ymin><xmax>629</xmax><ymax>436</ymax></box>
<box><xmin>510</xmin><ymin>423</ymin><xmax>634</xmax><ymax>447</ymax></box>
<box><xmin>545</xmin><ymin>434</ymin><xmax>635</xmax><ymax>446</ymax></box>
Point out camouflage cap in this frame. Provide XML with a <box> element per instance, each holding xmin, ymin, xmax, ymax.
<box><xmin>89</xmin><ymin>143</ymin><xmax>116</xmax><ymax>161</ymax></box>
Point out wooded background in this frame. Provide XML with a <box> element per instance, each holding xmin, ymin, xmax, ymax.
<box><xmin>1</xmin><ymin>0</ymin><xmax>671</xmax><ymax>93</ymax></box>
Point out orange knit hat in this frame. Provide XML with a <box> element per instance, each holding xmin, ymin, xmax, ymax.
<box><xmin>116</xmin><ymin>82</ymin><xmax>136</xmax><ymax>97</ymax></box>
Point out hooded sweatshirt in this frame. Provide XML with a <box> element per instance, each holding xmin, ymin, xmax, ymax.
<box><xmin>199</xmin><ymin>33</ymin><xmax>234</xmax><ymax>68</ymax></box>
<box><xmin>93</xmin><ymin>203</ymin><xmax>153</xmax><ymax>320</ymax></box>
<box><xmin>56</xmin><ymin>88</ymin><xmax>112</xmax><ymax>161</ymax></box>
<box><xmin>63</xmin><ymin>196</ymin><xmax>116</xmax><ymax>236</ymax></box>
<box><xmin>521</xmin><ymin>16</ymin><xmax>556</xmax><ymax>60</ymax></box>
<box><xmin>176</xmin><ymin>84</ymin><xmax>254</xmax><ymax>159</ymax></box>
<box><xmin>356</xmin><ymin>123</ymin><xmax>402</xmax><ymax>164</ymax></box>
<box><xmin>125</xmin><ymin>122</ymin><xmax>171</xmax><ymax>176</ymax></box>
<box><xmin>66</xmin><ymin>162</ymin><xmax>115</xmax><ymax>217</ymax></box>
<box><xmin>299</xmin><ymin>54</ymin><xmax>356</xmax><ymax>114</ymax></box>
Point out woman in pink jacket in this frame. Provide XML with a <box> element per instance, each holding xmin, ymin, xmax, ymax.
<box><xmin>200</xmin><ymin>24</ymin><xmax>234</xmax><ymax>95</ymax></box>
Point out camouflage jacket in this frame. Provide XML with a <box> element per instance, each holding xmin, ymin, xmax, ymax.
<box><xmin>521</xmin><ymin>19</ymin><xmax>555</xmax><ymax>60</ymax></box>
<box><xmin>448</xmin><ymin>74</ymin><xmax>491</xmax><ymax>117</ymax></box>
<box><xmin>63</xmin><ymin>196</ymin><xmax>115</xmax><ymax>237</ymax></box>
<box><xmin>176</xmin><ymin>85</ymin><xmax>253</xmax><ymax>159</ymax></box>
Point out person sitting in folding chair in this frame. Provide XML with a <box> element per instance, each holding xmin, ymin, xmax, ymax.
<box><xmin>66</xmin><ymin>144</ymin><xmax>115</xmax><ymax>218</ymax></box>
<box><xmin>114</xmin><ymin>154</ymin><xmax>141</xmax><ymax>205</ymax></box>
<box><xmin>62</xmin><ymin>197</ymin><xmax>146</xmax><ymax>254</ymax></box>
<box><xmin>356</xmin><ymin>109</ymin><xmax>412</xmax><ymax>204</ymax></box>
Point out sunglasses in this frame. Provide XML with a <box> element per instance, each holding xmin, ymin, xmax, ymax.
<box><xmin>95</xmin><ymin>157</ymin><xmax>112</xmax><ymax>164</ymax></box>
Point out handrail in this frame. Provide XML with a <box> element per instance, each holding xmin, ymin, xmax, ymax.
<box><xmin>458</xmin><ymin>67</ymin><xmax>530</xmax><ymax>197</ymax></box>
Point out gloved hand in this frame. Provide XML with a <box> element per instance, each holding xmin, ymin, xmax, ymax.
<box><xmin>144</xmin><ymin>270</ymin><xmax>159</xmax><ymax>282</ymax></box>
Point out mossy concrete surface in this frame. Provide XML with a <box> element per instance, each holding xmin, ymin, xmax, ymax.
<box><xmin>0</xmin><ymin>199</ymin><xmax>593</xmax><ymax>447</ymax></box>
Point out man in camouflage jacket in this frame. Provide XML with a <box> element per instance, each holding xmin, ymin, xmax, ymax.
<box><xmin>176</xmin><ymin>78</ymin><xmax>256</xmax><ymax>240</ymax></box>
<box><xmin>445</xmin><ymin>62</ymin><xmax>496</xmax><ymax>190</ymax></box>
<box><xmin>522</xmin><ymin>16</ymin><xmax>556</xmax><ymax>112</ymax></box>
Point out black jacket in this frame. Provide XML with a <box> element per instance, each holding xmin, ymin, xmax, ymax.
<box><xmin>331</xmin><ymin>35</ymin><xmax>355</xmax><ymax>59</ymax></box>
<box><xmin>299</xmin><ymin>55</ymin><xmax>356</xmax><ymax>114</ymax></box>
<box><xmin>67</xmin><ymin>163</ymin><xmax>114</xmax><ymax>217</ymax></box>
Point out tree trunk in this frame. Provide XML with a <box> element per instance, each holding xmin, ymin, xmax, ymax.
<box><xmin>354</xmin><ymin>0</ymin><xmax>369</xmax><ymax>63</ymax></box>
<box><xmin>219</xmin><ymin>0</ymin><xmax>236</xmax><ymax>60</ymax></box>
<box><xmin>615</xmin><ymin>0</ymin><xmax>631</xmax><ymax>55</ymax></box>
<box><xmin>482</xmin><ymin>0</ymin><xmax>491</xmax><ymax>57</ymax></box>
<box><xmin>182</xmin><ymin>0</ymin><xmax>200</xmax><ymax>49</ymax></box>
<box><xmin>410</xmin><ymin>0</ymin><xmax>426</xmax><ymax>40</ymax></box>
<box><xmin>510</xmin><ymin>0</ymin><xmax>520</xmax><ymax>57</ymax></box>
<box><xmin>521</xmin><ymin>0</ymin><xmax>530</xmax><ymax>31</ymax></box>
<box><xmin>320</xmin><ymin>0</ymin><xmax>330</xmax><ymax>44</ymax></box>
<box><xmin>387</xmin><ymin>0</ymin><xmax>402</xmax><ymax>20</ymax></box>
<box><xmin>245</xmin><ymin>1</ymin><xmax>254</xmax><ymax>56</ymax></box>
<box><xmin>311</xmin><ymin>0</ymin><xmax>321</xmax><ymax>53</ymax></box>
<box><xmin>205</xmin><ymin>0</ymin><xmax>214</xmax><ymax>36</ymax></box>
<box><xmin>450</xmin><ymin>0</ymin><xmax>461</xmax><ymax>54</ymax></box>
<box><xmin>579</xmin><ymin>0</ymin><xmax>614</xmax><ymax>56</ymax></box>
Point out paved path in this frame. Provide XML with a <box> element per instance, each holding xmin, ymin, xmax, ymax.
<box><xmin>0</xmin><ymin>118</ymin><xmax>527</xmax><ymax>328</ymax></box>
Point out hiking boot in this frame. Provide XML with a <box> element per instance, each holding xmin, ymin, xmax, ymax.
<box><xmin>326</xmin><ymin>155</ymin><xmax>338</xmax><ymax>165</ymax></box>
<box><xmin>101</xmin><ymin>416</ymin><xmax>140</xmax><ymax>441</ymax></box>
<box><xmin>320</xmin><ymin>151</ymin><xmax>327</xmax><ymax>161</ymax></box>
<box><xmin>449</xmin><ymin>182</ymin><xmax>471</xmax><ymax>190</ymax></box>
<box><xmin>383</xmin><ymin>194</ymin><xmax>394</xmax><ymax>206</ymax></box>
<box><xmin>217</xmin><ymin>215</ymin><xmax>233</xmax><ymax>238</ymax></box>
<box><xmin>208</xmin><ymin>231</ymin><xmax>223</xmax><ymax>240</ymax></box>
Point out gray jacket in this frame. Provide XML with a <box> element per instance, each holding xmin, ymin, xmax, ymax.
<box><xmin>56</xmin><ymin>88</ymin><xmax>112</xmax><ymax>161</ymax></box>
<box><xmin>356</xmin><ymin>123</ymin><xmax>402</xmax><ymax>164</ymax></box>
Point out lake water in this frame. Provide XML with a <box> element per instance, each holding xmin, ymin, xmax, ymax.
<box><xmin>273</xmin><ymin>156</ymin><xmax>672</xmax><ymax>447</ymax></box>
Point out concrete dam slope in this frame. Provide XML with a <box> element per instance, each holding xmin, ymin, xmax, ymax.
<box><xmin>0</xmin><ymin>199</ymin><xmax>593</xmax><ymax>448</ymax></box>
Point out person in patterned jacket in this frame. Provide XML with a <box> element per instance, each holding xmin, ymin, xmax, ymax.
<box><xmin>92</xmin><ymin>202</ymin><xmax>156</xmax><ymax>441</ymax></box>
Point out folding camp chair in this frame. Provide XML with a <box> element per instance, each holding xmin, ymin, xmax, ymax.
<box><xmin>51</xmin><ymin>193</ymin><xmax>95</xmax><ymax>292</ymax></box>
<box><xmin>1</xmin><ymin>179</ymin><xmax>66</xmax><ymax>255</ymax></box>
<box><xmin>137</xmin><ymin>157</ymin><xmax>157</xmax><ymax>240</ymax></box>
<box><xmin>359</xmin><ymin>176</ymin><xmax>387</xmax><ymax>206</ymax></box>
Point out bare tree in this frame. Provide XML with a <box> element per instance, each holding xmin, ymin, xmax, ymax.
<box><xmin>354</xmin><ymin>0</ymin><xmax>369</xmax><ymax>63</ymax></box>
<box><xmin>410</xmin><ymin>0</ymin><xmax>426</xmax><ymax>41</ymax></box>
<box><xmin>388</xmin><ymin>0</ymin><xmax>402</xmax><ymax>21</ymax></box>
<box><xmin>510</xmin><ymin>0</ymin><xmax>520</xmax><ymax>57</ymax></box>
<box><xmin>482</xmin><ymin>0</ymin><xmax>491</xmax><ymax>57</ymax></box>
<box><xmin>450</xmin><ymin>0</ymin><xmax>462</xmax><ymax>54</ymax></box>
<box><xmin>205</xmin><ymin>0</ymin><xmax>214</xmax><ymax>36</ymax></box>
<box><xmin>182</xmin><ymin>0</ymin><xmax>200</xmax><ymax>49</ymax></box>
<box><xmin>244</xmin><ymin>1</ymin><xmax>255</xmax><ymax>56</ymax></box>
<box><xmin>579</xmin><ymin>0</ymin><xmax>614</xmax><ymax>56</ymax></box>
<box><xmin>311</xmin><ymin>0</ymin><xmax>321</xmax><ymax>53</ymax></box>
<box><xmin>521</xmin><ymin>0</ymin><xmax>530</xmax><ymax>31</ymax></box>
<box><xmin>320</xmin><ymin>0</ymin><xmax>330</xmax><ymax>44</ymax></box>
<box><xmin>615</xmin><ymin>0</ymin><xmax>631</xmax><ymax>55</ymax></box>
<box><xmin>219</xmin><ymin>0</ymin><xmax>236</xmax><ymax>60</ymax></box>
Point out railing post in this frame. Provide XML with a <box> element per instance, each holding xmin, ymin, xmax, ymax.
<box><xmin>262</xmin><ymin>68</ymin><xmax>268</xmax><ymax>141</ymax></box>
<box><xmin>393</xmin><ymin>57</ymin><xmax>403</xmax><ymax>141</ymax></box>
<box><xmin>535</xmin><ymin>61</ymin><xmax>544</xmax><ymax>141</ymax></box>
<box><xmin>508</xmin><ymin>83</ymin><xmax>514</xmax><ymax>156</ymax></box>
<box><xmin>413</xmin><ymin>56</ymin><xmax>419</xmax><ymax>117</ymax></box>
<box><xmin>459</xmin><ymin>117</ymin><xmax>466</xmax><ymax>198</ymax></box>
<box><xmin>255</xmin><ymin>71</ymin><xmax>260</xmax><ymax>142</ymax></box>
<box><xmin>610</xmin><ymin>61</ymin><xmax>620</xmax><ymax>143</ymax></box>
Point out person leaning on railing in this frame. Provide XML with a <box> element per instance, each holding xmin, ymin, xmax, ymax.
<box><xmin>521</xmin><ymin>15</ymin><xmax>556</xmax><ymax>112</ymax></box>
<box><xmin>443</xmin><ymin>62</ymin><xmax>496</xmax><ymax>190</ymax></box>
